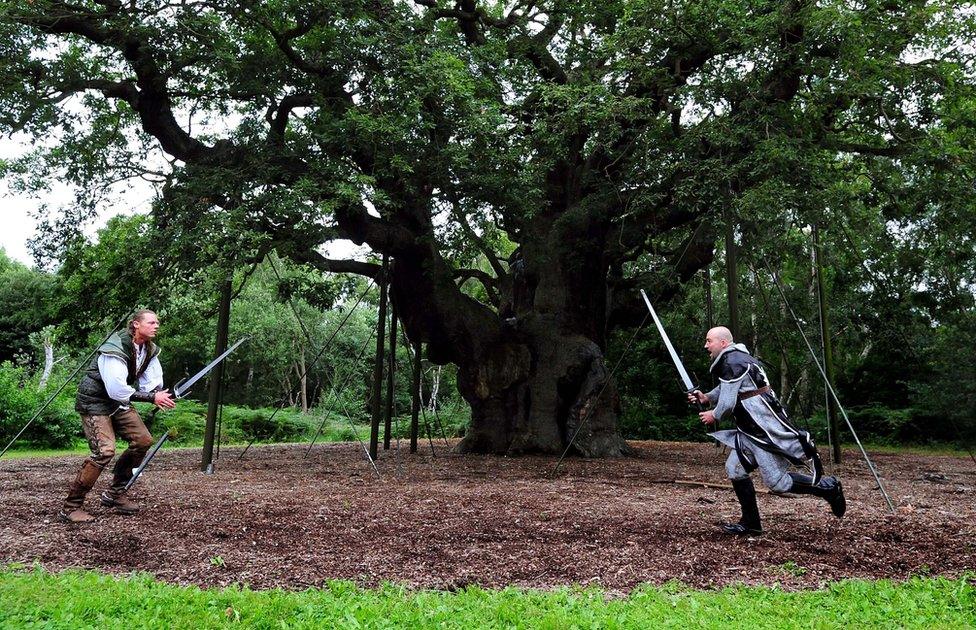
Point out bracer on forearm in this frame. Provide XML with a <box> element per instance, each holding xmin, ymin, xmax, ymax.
<box><xmin>128</xmin><ymin>390</ymin><xmax>157</xmax><ymax>404</ymax></box>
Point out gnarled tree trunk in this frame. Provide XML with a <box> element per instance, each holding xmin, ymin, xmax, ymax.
<box><xmin>390</xmin><ymin>204</ymin><xmax>632</xmax><ymax>457</ymax></box>
<box><xmin>454</xmin><ymin>314</ymin><xmax>627</xmax><ymax>456</ymax></box>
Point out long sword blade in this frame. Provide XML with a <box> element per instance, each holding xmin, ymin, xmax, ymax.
<box><xmin>640</xmin><ymin>289</ymin><xmax>695</xmax><ymax>392</ymax></box>
<box><xmin>123</xmin><ymin>431</ymin><xmax>169</xmax><ymax>492</ymax></box>
<box><xmin>174</xmin><ymin>337</ymin><xmax>247</xmax><ymax>397</ymax></box>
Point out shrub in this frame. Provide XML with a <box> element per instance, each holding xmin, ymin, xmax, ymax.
<box><xmin>154</xmin><ymin>408</ymin><xmax>208</xmax><ymax>444</ymax></box>
<box><xmin>618</xmin><ymin>394</ymin><xmax>703</xmax><ymax>442</ymax></box>
<box><xmin>236</xmin><ymin>408</ymin><xmax>309</xmax><ymax>442</ymax></box>
<box><xmin>0</xmin><ymin>362</ymin><xmax>80</xmax><ymax>449</ymax></box>
<box><xmin>844</xmin><ymin>405</ymin><xmax>917</xmax><ymax>445</ymax></box>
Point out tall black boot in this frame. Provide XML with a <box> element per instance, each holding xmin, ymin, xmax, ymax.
<box><xmin>722</xmin><ymin>477</ymin><xmax>763</xmax><ymax>535</ymax></box>
<box><xmin>788</xmin><ymin>472</ymin><xmax>846</xmax><ymax>518</ymax></box>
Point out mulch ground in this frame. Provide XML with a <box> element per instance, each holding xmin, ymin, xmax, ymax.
<box><xmin>1</xmin><ymin>440</ymin><xmax>974</xmax><ymax>592</ymax></box>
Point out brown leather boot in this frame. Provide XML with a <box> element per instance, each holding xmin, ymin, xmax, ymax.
<box><xmin>60</xmin><ymin>459</ymin><xmax>104</xmax><ymax>524</ymax></box>
<box><xmin>102</xmin><ymin>449</ymin><xmax>145</xmax><ymax>515</ymax></box>
<box><xmin>100</xmin><ymin>491</ymin><xmax>140</xmax><ymax>515</ymax></box>
<box><xmin>722</xmin><ymin>478</ymin><xmax>763</xmax><ymax>535</ymax></box>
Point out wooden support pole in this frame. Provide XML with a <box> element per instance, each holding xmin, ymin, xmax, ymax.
<box><xmin>725</xmin><ymin>214</ymin><xmax>740</xmax><ymax>340</ymax></box>
<box><xmin>813</xmin><ymin>223</ymin><xmax>842</xmax><ymax>464</ymax></box>
<box><xmin>369</xmin><ymin>255</ymin><xmax>389</xmax><ymax>460</ymax></box>
<box><xmin>704</xmin><ymin>264</ymin><xmax>714</xmax><ymax>330</ymax></box>
<box><xmin>202</xmin><ymin>277</ymin><xmax>232</xmax><ymax>473</ymax></box>
<box><xmin>383</xmin><ymin>296</ymin><xmax>397</xmax><ymax>449</ymax></box>
<box><xmin>410</xmin><ymin>341</ymin><xmax>422</xmax><ymax>453</ymax></box>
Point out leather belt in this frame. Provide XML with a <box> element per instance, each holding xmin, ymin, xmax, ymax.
<box><xmin>738</xmin><ymin>386</ymin><xmax>770</xmax><ymax>401</ymax></box>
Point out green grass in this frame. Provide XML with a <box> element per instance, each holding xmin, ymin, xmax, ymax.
<box><xmin>0</xmin><ymin>433</ymin><xmax>369</xmax><ymax>460</ymax></box>
<box><xmin>0</xmin><ymin>567</ymin><xmax>973</xmax><ymax>629</ymax></box>
<box><xmin>1</xmin><ymin>443</ymin><xmax>92</xmax><ymax>459</ymax></box>
<box><xmin>855</xmin><ymin>442</ymin><xmax>976</xmax><ymax>457</ymax></box>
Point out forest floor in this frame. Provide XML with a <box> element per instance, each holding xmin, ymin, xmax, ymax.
<box><xmin>1</xmin><ymin>441</ymin><xmax>973</xmax><ymax>592</ymax></box>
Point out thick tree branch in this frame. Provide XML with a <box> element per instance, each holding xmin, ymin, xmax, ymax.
<box><xmin>423</xmin><ymin>0</ymin><xmax>535</xmax><ymax>46</ymax></box>
<box><xmin>606</xmin><ymin>220</ymin><xmax>718</xmax><ymax>329</ymax></box>
<box><xmin>509</xmin><ymin>7</ymin><xmax>568</xmax><ymax>84</ymax></box>
<box><xmin>331</xmin><ymin>199</ymin><xmax>423</xmax><ymax>255</ymax></box>
<box><xmin>266</xmin><ymin>93</ymin><xmax>315</xmax><ymax>141</ymax></box>
<box><xmin>20</xmin><ymin>2</ymin><xmax>239</xmax><ymax>166</ymax></box>
<box><xmin>822</xmin><ymin>140</ymin><xmax>906</xmax><ymax>158</ymax></box>
<box><xmin>300</xmin><ymin>253</ymin><xmax>382</xmax><ymax>278</ymax></box>
<box><xmin>455</xmin><ymin>268</ymin><xmax>501</xmax><ymax>304</ymax></box>
<box><xmin>445</xmin><ymin>193</ymin><xmax>507</xmax><ymax>279</ymax></box>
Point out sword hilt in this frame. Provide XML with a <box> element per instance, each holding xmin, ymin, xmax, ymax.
<box><xmin>686</xmin><ymin>386</ymin><xmax>705</xmax><ymax>412</ymax></box>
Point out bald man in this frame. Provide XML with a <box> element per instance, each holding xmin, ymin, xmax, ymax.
<box><xmin>689</xmin><ymin>326</ymin><xmax>845</xmax><ymax>535</ymax></box>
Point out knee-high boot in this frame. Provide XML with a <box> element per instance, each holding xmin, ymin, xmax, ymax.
<box><xmin>107</xmin><ymin>448</ymin><xmax>144</xmax><ymax>497</ymax></box>
<box><xmin>100</xmin><ymin>449</ymin><xmax>146</xmax><ymax>514</ymax></box>
<box><xmin>722</xmin><ymin>477</ymin><xmax>763</xmax><ymax>535</ymax></box>
<box><xmin>59</xmin><ymin>460</ymin><xmax>104</xmax><ymax>523</ymax></box>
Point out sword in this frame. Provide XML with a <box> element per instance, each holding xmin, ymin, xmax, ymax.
<box><xmin>639</xmin><ymin>290</ymin><xmax>704</xmax><ymax>411</ymax></box>
<box><xmin>172</xmin><ymin>337</ymin><xmax>248</xmax><ymax>399</ymax></box>
<box><xmin>123</xmin><ymin>337</ymin><xmax>247</xmax><ymax>492</ymax></box>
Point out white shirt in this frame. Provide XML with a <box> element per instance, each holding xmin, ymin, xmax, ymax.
<box><xmin>97</xmin><ymin>343</ymin><xmax>164</xmax><ymax>407</ymax></box>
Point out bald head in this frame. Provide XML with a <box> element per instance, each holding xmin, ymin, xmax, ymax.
<box><xmin>704</xmin><ymin>326</ymin><xmax>734</xmax><ymax>359</ymax></box>
<box><xmin>707</xmin><ymin>327</ymin><xmax>733</xmax><ymax>343</ymax></box>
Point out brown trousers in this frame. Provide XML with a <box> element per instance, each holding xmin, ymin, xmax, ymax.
<box><xmin>63</xmin><ymin>408</ymin><xmax>153</xmax><ymax>510</ymax></box>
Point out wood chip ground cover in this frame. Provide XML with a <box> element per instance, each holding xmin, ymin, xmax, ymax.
<box><xmin>1</xmin><ymin>441</ymin><xmax>973</xmax><ymax>591</ymax></box>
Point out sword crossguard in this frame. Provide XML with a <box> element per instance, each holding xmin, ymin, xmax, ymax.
<box><xmin>171</xmin><ymin>377</ymin><xmax>188</xmax><ymax>399</ymax></box>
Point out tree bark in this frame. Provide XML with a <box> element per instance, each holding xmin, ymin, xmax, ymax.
<box><xmin>725</xmin><ymin>214</ymin><xmax>740</xmax><ymax>339</ymax></box>
<box><xmin>455</xmin><ymin>315</ymin><xmax>628</xmax><ymax>456</ymax></box>
<box><xmin>813</xmin><ymin>223</ymin><xmax>842</xmax><ymax>463</ymax></box>
<box><xmin>427</xmin><ymin>365</ymin><xmax>442</xmax><ymax>414</ymax></box>
<box><xmin>296</xmin><ymin>347</ymin><xmax>308</xmax><ymax>414</ymax></box>
<box><xmin>703</xmin><ymin>266</ymin><xmax>714</xmax><ymax>330</ymax></box>
<box><xmin>410</xmin><ymin>340</ymin><xmax>422</xmax><ymax>453</ymax></box>
<box><xmin>383</xmin><ymin>297</ymin><xmax>397</xmax><ymax>450</ymax></box>
<box><xmin>203</xmin><ymin>277</ymin><xmax>232</xmax><ymax>472</ymax></box>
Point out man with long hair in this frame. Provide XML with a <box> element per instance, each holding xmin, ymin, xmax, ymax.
<box><xmin>59</xmin><ymin>310</ymin><xmax>175</xmax><ymax>523</ymax></box>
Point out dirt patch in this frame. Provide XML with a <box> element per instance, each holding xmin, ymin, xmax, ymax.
<box><xmin>1</xmin><ymin>441</ymin><xmax>973</xmax><ymax>591</ymax></box>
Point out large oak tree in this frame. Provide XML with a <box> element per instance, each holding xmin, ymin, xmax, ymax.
<box><xmin>2</xmin><ymin>0</ymin><xmax>972</xmax><ymax>455</ymax></box>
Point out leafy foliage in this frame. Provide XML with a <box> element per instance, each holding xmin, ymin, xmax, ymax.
<box><xmin>0</xmin><ymin>363</ymin><xmax>77</xmax><ymax>448</ymax></box>
<box><xmin>0</xmin><ymin>250</ymin><xmax>57</xmax><ymax>364</ymax></box>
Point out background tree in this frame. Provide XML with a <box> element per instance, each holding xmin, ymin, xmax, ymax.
<box><xmin>0</xmin><ymin>249</ymin><xmax>57</xmax><ymax>364</ymax></box>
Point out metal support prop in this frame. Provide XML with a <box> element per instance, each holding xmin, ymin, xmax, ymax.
<box><xmin>202</xmin><ymin>278</ymin><xmax>232</xmax><ymax>473</ymax></box>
